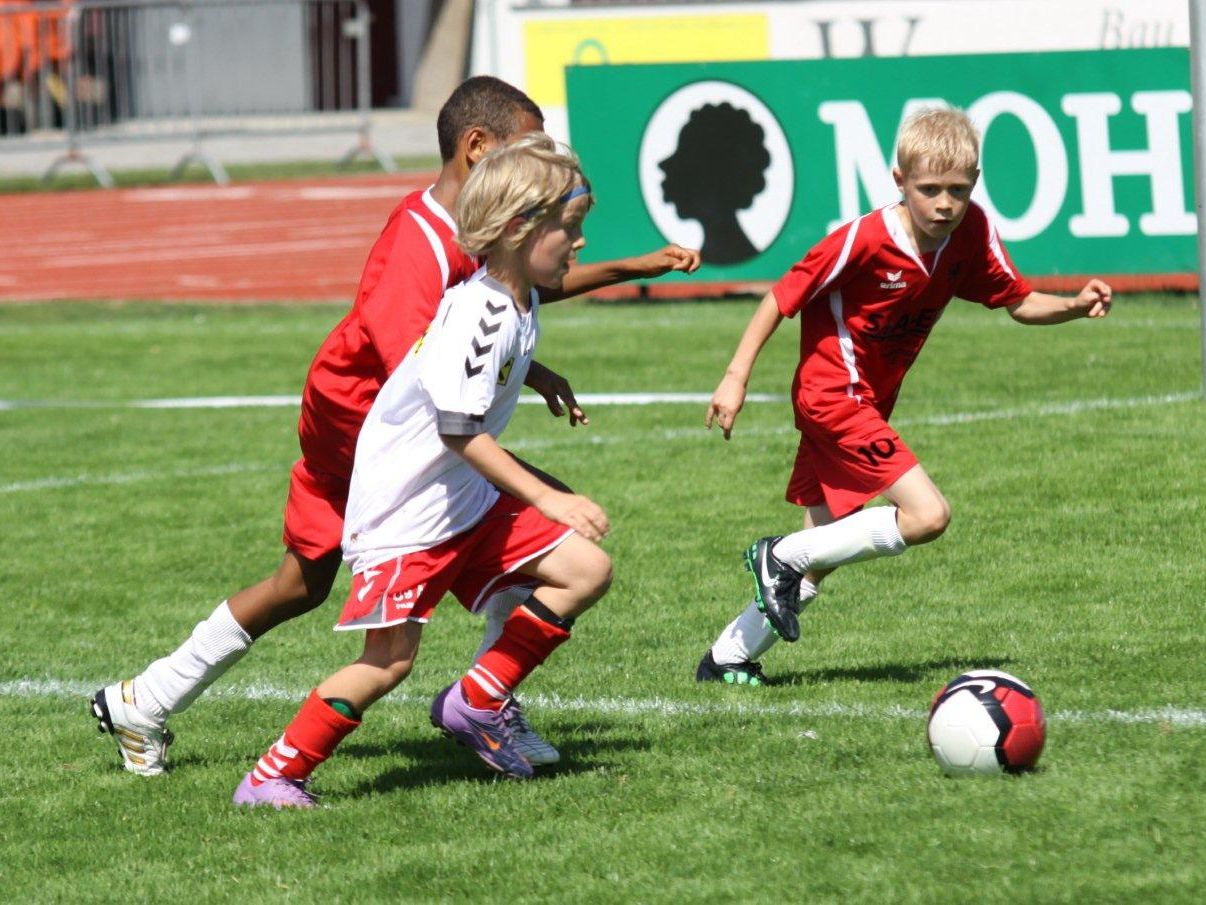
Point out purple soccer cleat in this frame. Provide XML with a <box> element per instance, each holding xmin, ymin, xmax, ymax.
<box><xmin>232</xmin><ymin>771</ymin><xmax>317</xmax><ymax>809</ymax></box>
<box><xmin>430</xmin><ymin>683</ymin><xmax>534</xmax><ymax>779</ymax></box>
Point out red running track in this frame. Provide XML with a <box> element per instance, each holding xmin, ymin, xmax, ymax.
<box><xmin>6</xmin><ymin>175</ymin><xmax>1186</xmax><ymax>301</ymax></box>
<box><xmin>0</xmin><ymin>174</ymin><xmax>435</xmax><ymax>302</ymax></box>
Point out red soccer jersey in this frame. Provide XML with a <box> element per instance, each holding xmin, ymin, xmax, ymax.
<box><xmin>298</xmin><ymin>188</ymin><xmax>479</xmax><ymax>478</ymax></box>
<box><xmin>773</xmin><ymin>202</ymin><xmax>1031</xmax><ymax>421</ymax></box>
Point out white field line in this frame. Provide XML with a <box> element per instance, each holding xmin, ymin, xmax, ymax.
<box><xmin>1</xmin><ymin>392</ymin><xmax>1196</xmax><ymax>495</ymax></box>
<box><xmin>0</xmin><ymin>463</ymin><xmax>278</xmax><ymax>494</ymax></box>
<box><xmin>3</xmin><ymin>677</ymin><xmax>1203</xmax><ymax>728</ymax></box>
<box><xmin>0</xmin><ymin>389</ymin><xmax>1196</xmax><ymax>414</ymax></box>
<box><xmin>0</xmin><ymin>392</ymin><xmax>785</xmax><ymax>411</ymax></box>
<box><xmin>507</xmin><ymin>391</ymin><xmax>1199</xmax><ymax>451</ymax></box>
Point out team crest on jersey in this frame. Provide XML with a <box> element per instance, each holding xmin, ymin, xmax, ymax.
<box><xmin>880</xmin><ymin>270</ymin><xmax>907</xmax><ymax>290</ymax></box>
<box><xmin>411</xmin><ymin>328</ymin><xmax>430</xmax><ymax>355</ymax></box>
<box><xmin>497</xmin><ymin>356</ymin><xmax>514</xmax><ymax>385</ymax></box>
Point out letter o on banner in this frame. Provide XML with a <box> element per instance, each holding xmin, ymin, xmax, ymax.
<box><xmin>968</xmin><ymin>91</ymin><xmax>1069</xmax><ymax>242</ymax></box>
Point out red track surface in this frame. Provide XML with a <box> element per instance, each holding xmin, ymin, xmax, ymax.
<box><xmin>1</xmin><ymin>175</ymin><xmax>1194</xmax><ymax>301</ymax></box>
<box><xmin>0</xmin><ymin>174</ymin><xmax>434</xmax><ymax>302</ymax></box>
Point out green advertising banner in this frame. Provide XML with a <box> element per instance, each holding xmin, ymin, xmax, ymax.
<box><xmin>565</xmin><ymin>49</ymin><xmax>1194</xmax><ymax>282</ymax></box>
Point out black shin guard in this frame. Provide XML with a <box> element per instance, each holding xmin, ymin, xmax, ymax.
<box><xmin>520</xmin><ymin>594</ymin><xmax>576</xmax><ymax>632</ymax></box>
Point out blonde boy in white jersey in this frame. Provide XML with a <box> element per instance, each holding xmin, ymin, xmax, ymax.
<box><xmin>234</xmin><ymin>134</ymin><xmax>610</xmax><ymax>807</ymax></box>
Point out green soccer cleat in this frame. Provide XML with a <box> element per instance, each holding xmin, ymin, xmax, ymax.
<box><xmin>744</xmin><ymin>536</ymin><xmax>803</xmax><ymax>643</ymax></box>
<box><xmin>695</xmin><ymin>650</ymin><xmax>770</xmax><ymax>686</ymax></box>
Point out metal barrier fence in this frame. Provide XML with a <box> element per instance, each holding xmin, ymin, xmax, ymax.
<box><xmin>0</xmin><ymin>0</ymin><xmax>395</xmax><ymax>185</ymax></box>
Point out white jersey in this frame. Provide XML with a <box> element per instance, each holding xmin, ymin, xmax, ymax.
<box><xmin>342</xmin><ymin>267</ymin><xmax>539</xmax><ymax>573</ymax></box>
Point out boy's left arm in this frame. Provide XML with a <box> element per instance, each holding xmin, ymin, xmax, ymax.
<box><xmin>524</xmin><ymin>360</ymin><xmax>588</xmax><ymax>427</ymax></box>
<box><xmin>542</xmin><ymin>245</ymin><xmax>702</xmax><ymax>302</ymax></box>
<box><xmin>1007</xmin><ymin>279</ymin><xmax>1113</xmax><ymax>325</ymax></box>
<box><xmin>524</xmin><ymin>245</ymin><xmax>702</xmax><ymax>419</ymax></box>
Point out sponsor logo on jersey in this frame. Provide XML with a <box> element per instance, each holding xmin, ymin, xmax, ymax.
<box><xmin>497</xmin><ymin>356</ymin><xmax>514</xmax><ymax>385</ymax></box>
<box><xmin>880</xmin><ymin>270</ymin><xmax>907</xmax><ymax>289</ymax></box>
<box><xmin>389</xmin><ymin>582</ymin><xmax>425</xmax><ymax>605</ymax></box>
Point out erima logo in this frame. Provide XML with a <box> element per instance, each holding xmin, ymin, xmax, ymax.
<box><xmin>880</xmin><ymin>270</ymin><xmax>906</xmax><ymax>289</ymax></box>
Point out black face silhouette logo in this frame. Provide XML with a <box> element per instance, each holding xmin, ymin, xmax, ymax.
<box><xmin>658</xmin><ymin>102</ymin><xmax>771</xmax><ymax>265</ymax></box>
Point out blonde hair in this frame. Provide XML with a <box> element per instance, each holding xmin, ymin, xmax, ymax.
<box><xmin>456</xmin><ymin>133</ymin><xmax>590</xmax><ymax>257</ymax></box>
<box><xmin>896</xmin><ymin>107</ymin><xmax>980</xmax><ymax>177</ymax></box>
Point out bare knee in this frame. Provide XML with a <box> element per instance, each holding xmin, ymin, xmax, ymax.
<box><xmin>899</xmin><ymin>497</ymin><xmax>951</xmax><ymax>545</ymax></box>
<box><xmin>230</xmin><ymin>551</ymin><xmax>341</xmax><ymax>639</ymax></box>
<box><xmin>577</xmin><ymin>547</ymin><xmax>613</xmax><ymax>602</ymax></box>
<box><xmin>364</xmin><ymin>657</ymin><xmax>415</xmax><ymax>690</ymax></box>
<box><xmin>359</xmin><ymin>630</ymin><xmax>419</xmax><ymax>692</ymax></box>
<box><xmin>554</xmin><ymin>547</ymin><xmax>612</xmax><ymax>618</ymax></box>
<box><xmin>274</xmin><ymin>550</ymin><xmax>340</xmax><ymax>608</ymax></box>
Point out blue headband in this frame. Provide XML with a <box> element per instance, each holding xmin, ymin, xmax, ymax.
<box><xmin>521</xmin><ymin>183</ymin><xmax>592</xmax><ymax>220</ymax></box>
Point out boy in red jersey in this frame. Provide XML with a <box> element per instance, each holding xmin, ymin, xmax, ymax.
<box><xmin>696</xmin><ymin>108</ymin><xmax>1111</xmax><ymax>685</ymax></box>
<box><xmin>234</xmin><ymin>135</ymin><xmax>607</xmax><ymax>807</ymax></box>
<box><xmin>92</xmin><ymin>77</ymin><xmax>699</xmax><ymax>774</ymax></box>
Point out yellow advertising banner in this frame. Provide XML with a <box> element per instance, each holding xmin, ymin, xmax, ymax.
<box><xmin>524</xmin><ymin>15</ymin><xmax>769</xmax><ymax>106</ymax></box>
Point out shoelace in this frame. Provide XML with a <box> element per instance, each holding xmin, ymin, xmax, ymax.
<box><xmin>505</xmin><ymin>701</ymin><xmax>533</xmax><ymax>734</ymax></box>
<box><xmin>274</xmin><ymin>777</ymin><xmax>317</xmax><ymax>805</ymax></box>
<box><xmin>499</xmin><ymin>700</ymin><xmax>529</xmax><ymax>739</ymax></box>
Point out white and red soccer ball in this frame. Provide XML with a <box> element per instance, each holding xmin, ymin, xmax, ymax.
<box><xmin>927</xmin><ymin>669</ymin><xmax>1046</xmax><ymax>776</ymax></box>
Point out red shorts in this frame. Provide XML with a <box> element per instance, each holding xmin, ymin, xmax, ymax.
<box><xmin>335</xmin><ymin>493</ymin><xmax>573</xmax><ymax>631</ymax></box>
<box><xmin>786</xmin><ymin>395</ymin><xmax>917</xmax><ymax>518</ymax></box>
<box><xmin>281</xmin><ymin>458</ymin><xmax>350</xmax><ymax>561</ymax></box>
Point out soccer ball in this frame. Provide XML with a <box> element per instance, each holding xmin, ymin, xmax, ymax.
<box><xmin>927</xmin><ymin>669</ymin><xmax>1046</xmax><ymax>776</ymax></box>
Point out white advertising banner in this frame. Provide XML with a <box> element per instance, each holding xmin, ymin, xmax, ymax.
<box><xmin>471</xmin><ymin>0</ymin><xmax>1190</xmax><ymax>141</ymax></box>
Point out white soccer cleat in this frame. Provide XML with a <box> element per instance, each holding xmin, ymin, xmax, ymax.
<box><xmin>90</xmin><ymin>680</ymin><xmax>174</xmax><ymax>776</ymax></box>
<box><xmin>505</xmin><ymin>699</ymin><xmax>560</xmax><ymax>766</ymax></box>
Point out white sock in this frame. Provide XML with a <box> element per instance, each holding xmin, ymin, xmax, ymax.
<box><xmin>132</xmin><ymin>600</ymin><xmax>252</xmax><ymax>722</ymax></box>
<box><xmin>710</xmin><ymin>600</ymin><xmax>777</xmax><ymax>666</ymax></box>
<box><xmin>773</xmin><ymin>506</ymin><xmax>906</xmax><ymax>574</ymax></box>
<box><xmin>472</xmin><ymin>584</ymin><xmax>535</xmax><ymax>662</ymax></box>
<box><xmin>709</xmin><ymin>580</ymin><xmax>820</xmax><ymax>666</ymax></box>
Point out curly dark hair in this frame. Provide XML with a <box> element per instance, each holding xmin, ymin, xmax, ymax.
<box><xmin>436</xmin><ymin>76</ymin><xmax>544</xmax><ymax>161</ymax></box>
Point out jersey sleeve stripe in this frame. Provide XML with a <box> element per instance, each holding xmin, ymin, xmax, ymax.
<box><xmin>809</xmin><ymin>215</ymin><xmax>863</xmax><ymax>306</ymax></box>
<box><xmin>828</xmin><ymin>290</ymin><xmax>863</xmax><ymax>400</ymax></box>
<box><xmin>436</xmin><ymin>410</ymin><xmax>487</xmax><ymax>435</ymax></box>
<box><xmin>408</xmin><ymin>209</ymin><xmax>450</xmax><ymax>289</ymax></box>
<box><xmin>985</xmin><ymin>218</ymin><xmax>1017</xmax><ymax>279</ymax></box>
<box><xmin>421</xmin><ymin>187</ymin><xmax>458</xmax><ymax>233</ymax></box>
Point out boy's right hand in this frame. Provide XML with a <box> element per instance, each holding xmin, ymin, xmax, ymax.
<box><xmin>705</xmin><ymin>374</ymin><xmax>748</xmax><ymax>440</ymax></box>
<box><xmin>538</xmin><ymin>491</ymin><xmax>610</xmax><ymax>542</ymax></box>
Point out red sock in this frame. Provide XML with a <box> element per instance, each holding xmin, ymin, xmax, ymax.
<box><xmin>250</xmin><ymin>690</ymin><xmax>360</xmax><ymax>785</ymax></box>
<box><xmin>462</xmin><ymin>603</ymin><xmax>570</xmax><ymax>710</ymax></box>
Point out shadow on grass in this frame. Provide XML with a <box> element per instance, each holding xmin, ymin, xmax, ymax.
<box><xmin>772</xmin><ymin>655</ymin><xmax>1015</xmax><ymax>687</ymax></box>
<box><xmin>339</xmin><ymin>719</ymin><xmax>647</xmax><ymax>795</ymax></box>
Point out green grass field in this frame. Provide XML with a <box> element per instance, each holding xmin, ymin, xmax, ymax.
<box><xmin>1</xmin><ymin>295</ymin><xmax>1203</xmax><ymax>903</ymax></box>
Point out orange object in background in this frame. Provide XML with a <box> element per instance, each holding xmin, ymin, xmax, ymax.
<box><xmin>0</xmin><ymin>0</ymin><xmax>71</xmax><ymax>82</ymax></box>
